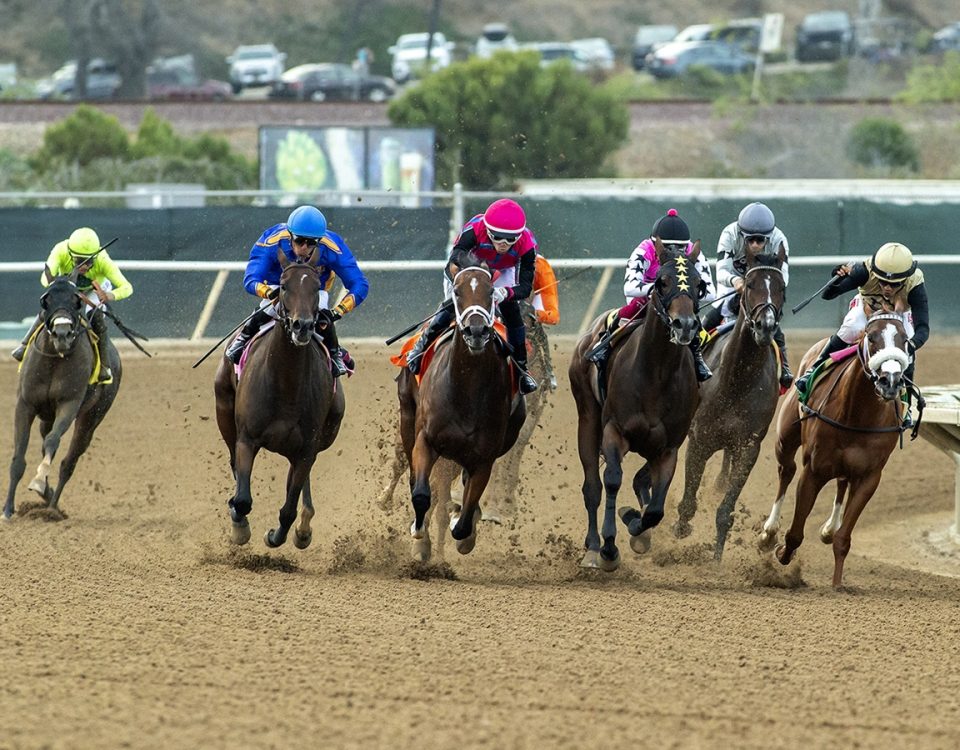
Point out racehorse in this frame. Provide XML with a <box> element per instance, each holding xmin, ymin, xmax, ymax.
<box><xmin>397</xmin><ymin>255</ymin><xmax>526</xmax><ymax>560</ymax></box>
<box><xmin>4</xmin><ymin>274</ymin><xmax>121</xmax><ymax>518</ymax></box>
<box><xmin>674</xmin><ymin>246</ymin><xmax>787</xmax><ymax>558</ymax></box>
<box><xmin>377</xmin><ymin>299</ymin><xmax>554</xmax><ymax>537</ymax></box>
<box><xmin>569</xmin><ymin>240</ymin><xmax>702</xmax><ymax>570</ymax></box>
<box><xmin>214</xmin><ymin>247</ymin><xmax>345</xmax><ymax>548</ymax></box>
<box><xmin>758</xmin><ymin>311</ymin><xmax>913</xmax><ymax>587</ymax></box>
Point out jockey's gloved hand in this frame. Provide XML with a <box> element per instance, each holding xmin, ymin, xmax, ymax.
<box><xmin>256</xmin><ymin>282</ymin><xmax>280</xmax><ymax>300</ymax></box>
<box><xmin>317</xmin><ymin>308</ymin><xmax>339</xmax><ymax>327</ymax></box>
<box><xmin>493</xmin><ymin>287</ymin><xmax>510</xmax><ymax>304</ymax></box>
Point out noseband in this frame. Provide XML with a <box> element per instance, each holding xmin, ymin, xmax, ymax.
<box><xmin>452</xmin><ymin>267</ymin><xmax>495</xmax><ymax>330</ymax></box>
<box><xmin>858</xmin><ymin>313</ymin><xmax>910</xmax><ymax>397</ymax></box>
<box><xmin>276</xmin><ymin>262</ymin><xmax>321</xmax><ymax>331</ymax></box>
<box><xmin>651</xmin><ymin>255</ymin><xmax>699</xmax><ymax>329</ymax></box>
<box><xmin>741</xmin><ymin>264</ymin><xmax>785</xmax><ymax>327</ymax></box>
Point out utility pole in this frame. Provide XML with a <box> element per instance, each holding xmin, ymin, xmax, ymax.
<box><xmin>425</xmin><ymin>0</ymin><xmax>441</xmax><ymax>72</ymax></box>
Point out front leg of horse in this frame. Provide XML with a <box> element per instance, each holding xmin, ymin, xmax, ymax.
<box><xmin>228</xmin><ymin>441</ymin><xmax>258</xmax><ymax>545</ymax></box>
<box><xmin>714</xmin><ymin>443</ymin><xmax>761</xmax><ymax>560</ymax></box>
<box><xmin>450</xmin><ymin>464</ymin><xmax>491</xmax><ymax>555</ymax></box>
<box><xmin>623</xmin><ymin>451</ymin><xmax>679</xmax><ymax>549</ymax></box>
<box><xmin>5</xmin><ymin>406</ymin><xmax>35</xmax><ymax>519</ymax></box>
<box><xmin>409</xmin><ymin>435</ymin><xmax>439</xmax><ymax>560</ymax></box>
<box><xmin>293</xmin><ymin>473</ymin><xmax>315</xmax><ymax>549</ymax></box>
<box><xmin>28</xmin><ymin>404</ymin><xmax>82</xmax><ymax>502</ymax></box>
<box><xmin>675</xmin><ymin>441</ymin><xmax>711</xmax><ymax>540</ymax></box>
<box><xmin>595</xmin><ymin>442</ymin><xmax>626</xmax><ymax>572</ymax></box>
<box><xmin>776</xmin><ymin>470</ymin><xmax>826</xmax><ymax>566</ymax></box>
<box><xmin>819</xmin><ymin>480</ymin><xmax>847</xmax><ymax>544</ymax></box>
<box><xmin>265</xmin><ymin>458</ymin><xmax>313</xmax><ymax>548</ymax></box>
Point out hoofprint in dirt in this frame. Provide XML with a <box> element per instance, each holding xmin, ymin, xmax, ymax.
<box><xmin>1</xmin><ymin>338</ymin><xmax>959</xmax><ymax>748</ymax></box>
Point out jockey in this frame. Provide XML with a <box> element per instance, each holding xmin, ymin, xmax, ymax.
<box><xmin>225</xmin><ymin>205</ymin><xmax>369</xmax><ymax>377</ymax></box>
<box><xmin>12</xmin><ymin>227</ymin><xmax>131</xmax><ymax>384</ymax></box>
<box><xmin>702</xmin><ymin>201</ymin><xmax>794</xmax><ymax>388</ymax></box>
<box><xmin>405</xmin><ymin>198</ymin><xmax>538</xmax><ymax>395</ymax></box>
<box><xmin>794</xmin><ymin>242</ymin><xmax>929</xmax><ymax>395</ymax></box>
<box><xmin>586</xmin><ymin>208</ymin><xmax>715</xmax><ymax>382</ymax></box>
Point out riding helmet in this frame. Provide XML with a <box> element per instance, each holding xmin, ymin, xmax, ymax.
<box><xmin>67</xmin><ymin>227</ymin><xmax>101</xmax><ymax>256</ymax></box>
<box><xmin>736</xmin><ymin>202</ymin><xmax>776</xmax><ymax>237</ymax></box>
<box><xmin>483</xmin><ymin>199</ymin><xmax>526</xmax><ymax>234</ymax></box>
<box><xmin>286</xmin><ymin>205</ymin><xmax>328</xmax><ymax>239</ymax></box>
<box><xmin>872</xmin><ymin>242</ymin><xmax>917</xmax><ymax>282</ymax></box>
<box><xmin>651</xmin><ymin>208</ymin><xmax>690</xmax><ymax>243</ymax></box>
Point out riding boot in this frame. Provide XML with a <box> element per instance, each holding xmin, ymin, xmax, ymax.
<box><xmin>586</xmin><ymin>316</ymin><xmax>622</xmax><ymax>365</ymax></box>
<box><xmin>689</xmin><ymin>336</ymin><xmax>712</xmax><ymax>382</ymax></box>
<box><xmin>794</xmin><ymin>334</ymin><xmax>846</xmax><ymax>394</ymax></box>
<box><xmin>11</xmin><ymin>314</ymin><xmax>42</xmax><ymax>361</ymax></box>
<box><xmin>407</xmin><ymin>305</ymin><xmax>453</xmax><ymax>375</ymax></box>
<box><xmin>701</xmin><ymin>303</ymin><xmax>723</xmax><ymax>332</ymax></box>
<box><xmin>773</xmin><ymin>326</ymin><xmax>794</xmax><ymax>388</ymax></box>
<box><xmin>90</xmin><ymin>307</ymin><xmax>112</xmax><ymax>384</ymax></box>
<box><xmin>504</xmin><ymin>324</ymin><xmax>538</xmax><ymax>394</ymax></box>
<box><xmin>321</xmin><ymin>320</ymin><xmax>347</xmax><ymax>378</ymax></box>
<box><xmin>226</xmin><ymin>307</ymin><xmax>271</xmax><ymax>364</ymax></box>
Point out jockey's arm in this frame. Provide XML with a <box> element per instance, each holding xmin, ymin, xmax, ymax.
<box><xmin>326</xmin><ymin>235</ymin><xmax>369</xmax><ymax>317</ymax></box>
<box><xmin>822</xmin><ymin>263</ymin><xmax>868</xmax><ymax>299</ymax></box>
<box><xmin>96</xmin><ymin>252</ymin><xmax>133</xmax><ymax>301</ymax></box>
<box><xmin>623</xmin><ymin>243</ymin><xmax>651</xmax><ymax>299</ymax></box>
<box><xmin>694</xmin><ymin>251</ymin><xmax>717</xmax><ymax>306</ymax></box>
<box><xmin>242</xmin><ymin>236</ymin><xmax>277</xmax><ymax>297</ymax></box>
<box><xmin>508</xmin><ymin>250</ymin><xmax>535</xmax><ymax>300</ymax></box>
<box><xmin>907</xmin><ymin>283</ymin><xmax>930</xmax><ymax>349</ymax></box>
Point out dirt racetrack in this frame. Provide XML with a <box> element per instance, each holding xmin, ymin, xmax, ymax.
<box><xmin>2</xmin><ymin>334</ymin><xmax>960</xmax><ymax>749</ymax></box>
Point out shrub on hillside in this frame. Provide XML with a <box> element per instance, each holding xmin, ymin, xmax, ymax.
<box><xmin>387</xmin><ymin>51</ymin><xmax>629</xmax><ymax>189</ymax></box>
<box><xmin>897</xmin><ymin>51</ymin><xmax>960</xmax><ymax>102</ymax></box>
<box><xmin>846</xmin><ymin>117</ymin><xmax>919</xmax><ymax>173</ymax></box>
<box><xmin>29</xmin><ymin>105</ymin><xmax>129</xmax><ymax>170</ymax></box>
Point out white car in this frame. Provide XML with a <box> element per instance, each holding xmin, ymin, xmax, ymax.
<box><xmin>476</xmin><ymin>23</ymin><xmax>518</xmax><ymax>58</ymax></box>
<box><xmin>571</xmin><ymin>38</ymin><xmax>616</xmax><ymax>72</ymax></box>
<box><xmin>227</xmin><ymin>44</ymin><xmax>286</xmax><ymax>93</ymax></box>
<box><xmin>389</xmin><ymin>32</ymin><xmax>454</xmax><ymax>84</ymax></box>
<box><xmin>526</xmin><ymin>42</ymin><xmax>592</xmax><ymax>73</ymax></box>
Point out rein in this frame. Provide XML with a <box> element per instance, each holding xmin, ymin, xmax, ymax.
<box><xmin>275</xmin><ymin>262</ymin><xmax>321</xmax><ymax>331</ymax></box>
<box><xmin>741</xmin><ymin>264</ymin><xmax>785</xmax><ymax>326</ymax></box>
<box><xmin>650</xmin><ymin>255</ymin><xmax>699</xmax><ymax>330</ymax></box>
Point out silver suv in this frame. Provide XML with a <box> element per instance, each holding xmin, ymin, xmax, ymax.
<box><xmin>227</xmin><ymin>44</ymin><xmax>286</xmax><ymax>93</ymax></box>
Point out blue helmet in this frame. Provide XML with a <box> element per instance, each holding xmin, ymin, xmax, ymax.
<box><xmin>286</xmin><ymin>205</ymin><xmax>327</xmax><ymax>239</ymax></box>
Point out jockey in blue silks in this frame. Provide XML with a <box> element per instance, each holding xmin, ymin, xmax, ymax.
<box><xmin>226</xmin><ymin>205</ymin><xmax>369</xmax><ymax>377</ymax></box>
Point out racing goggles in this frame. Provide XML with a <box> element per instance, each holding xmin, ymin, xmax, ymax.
<box><xmin>292</xmin><ymin>235</ymin><xmax>320</xmax><ymax>248</ymax></box>
<box><xmin>488</xmin><ymin>229</ymin><xmax>521</xmax><ymax>245</ymax></box>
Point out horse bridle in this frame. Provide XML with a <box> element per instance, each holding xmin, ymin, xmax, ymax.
<box><xmin>275</xmin><ymin>262</ymin><xmax>322</xmax><ymax>331</ymax></box>
<box><xmin>741</xmin><ymin>264</ymin><xmax>785</xmax><ymax>326</ymax></box>
<box><xmin>857</xmin><ymin>313</ymin><xmax>911</xmax><ymax>396</ymax></box>
<box><xmin>650</xmin><ymin>255</ymin><xmax>699</xmax><ymax>329</ymax></box>
<box><xmin>39</xmin><ymin>281</ymin><xmax>86</xmax><ymax>354</ymax></box>
<box><xmin>451</xmin><ymin>267</ymin><xmax>495</xmax><ymax>330</ymax></box>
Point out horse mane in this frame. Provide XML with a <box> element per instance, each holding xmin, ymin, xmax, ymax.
<box><xmin>450</xmin><ymin>250</ymin><xmax>486</xmax><ymax>271</ymax></box>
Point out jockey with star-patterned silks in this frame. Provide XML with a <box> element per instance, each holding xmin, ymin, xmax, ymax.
<box><xmin>585</xmin><ymin>208</ymin><xmax>715</xmax><ymax>382</ymax></box>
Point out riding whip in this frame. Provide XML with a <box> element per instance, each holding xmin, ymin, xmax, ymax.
<box><xmin>384</xmin><ymin>265</ymin><xmax>594</xmax><ymax>346</ymax></box>
<box><xmin>191</xmin><ymin>306</ymin><xmax>264</xmax><ymax>369</ymax></box>
<box><xmin>791</xmin><ymin>275</ymin><xmax>840</xmax><ymax>315</ymax></box>
<box><xmin>89</xmin><ymin>279</ymin><xmax>152</xmax><ymax>357</ymax></box>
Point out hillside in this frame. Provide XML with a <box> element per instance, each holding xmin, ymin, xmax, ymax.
<box><xmin>0</xmin><ymin>0</ymin><xmax>957</xmax><ymax>79</ymax></box>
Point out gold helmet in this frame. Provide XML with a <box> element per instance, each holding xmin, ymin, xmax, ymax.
<box><xmin>67</xmin><ymin>227</ymin><xmax>102</xmax><ymax>257</ymax></box>
<box><xmin>871</xmin><ymin>242</ymin><xmax>917</xmax><ymax>283</ymax></box>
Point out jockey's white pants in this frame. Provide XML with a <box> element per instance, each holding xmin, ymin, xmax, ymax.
<box><xmin>838</xmin><ymin>295</ymin><xmax>914</xmax><ymax>344</ymax></box>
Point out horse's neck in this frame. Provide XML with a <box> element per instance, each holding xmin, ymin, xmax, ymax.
<box><xmin>637</xmin><ymin>304</ymin><xmax>681</xmax><ymax>360</ymax></box>
<box><xmin>261</xmin><ymin>325</ymin><xmax>320</xmax><ymax>388</ymax></box>
<box><xmin>829</xmin><ymin>357</ymin><xmax>893</xmax><ymax>424</ymax></box>
<box><xmin>445</xmin><ymin>334</ymin><xmax>508</xmax><ymax>395</ymax></box>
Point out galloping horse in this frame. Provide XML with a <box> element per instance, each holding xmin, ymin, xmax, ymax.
<box><xmin>569</xmin><ymin>241</ymin><xmax>702</xmax><ymax>570</ymax></box>
<box><xmin>397</xmin><ymin>256</ymin><xmax>526</xmax><ymax>559</ymax></box>
<box><xmin>4</xmin><ymin>274</ymin><xmax>121</xmax><ymax>518</ymax></box>
<box><xmin>214</xmin><ymin>247</ymin><xmax>345</xmax><ymax>548</ymax></box>
<box><xmin>674</xmin><ymin>246</ymin><xmax>787</xmax><ymax>557</ymax></box>
<box><xmin>758</xmin><ymin>311</ymin><xmax>913</xmax><ymax>587</ymax></box>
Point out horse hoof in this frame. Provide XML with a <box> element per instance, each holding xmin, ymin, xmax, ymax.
<box><xmin>455</xmin><ymin>535</ymin><xmax>477</xmax><ymax>555</ymax></box>
<box><xmin>264</xmin><ymin>529</ymin><xmax>285</xmax><ymax>548</ymax></box>
<box><xmin>410</xmin><ymin>520</ymin><xmax>424</xmax><ymax>540</ymax></box>
<box><xmin>28</xmin><ymin>477</ymin><xmax>47</xmax><ymax>497</ymax></box>
<box><xmin>629</xmin><ymin>532</ymin><xmax>651</xmax><ymax>555</ymax></box>
<box><xmin>819</xmin><ymin>526</ymin><xmax>834</xmax><ymax>544</ymax></box>
<box><xmin>599</xmin><ymin>549</ymin><xmax>621</xmax><ymax>572</ymax></box>
<box><xmin>580</xmin><ymin>549</ymin><xmax>602</xmax><ymax>569</ymax></box>
<box><xmin>293</xmin><ymin>529</ymin><xmax>312</xmax><ymax>549</ymax></box>
<box><xmin>230</xmin><ymin>520</ymin><xmax>251</xmax><ymax>546</ymax></box>
<box><xmin>673</xmin><ymin>521</ymin><xmax>693</xmax><ymax>539</ymax></box>
<box><xmin>757</xmin><ymin>529</ymin><xmax>778</xmax><ymax>552</ymax></box>
<box><xmin>774</xmin><ymin>544</ymin><xmax>792</xmax><ymax>566</ymax></box>
<box><xmin>412</xmin><ymin>539</ymin><xmax>432</xmax><ymax>561</ymax></box>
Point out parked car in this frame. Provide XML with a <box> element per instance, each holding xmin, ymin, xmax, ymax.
<box><xmin>526</xmin><ymin>42</ymin><xmax>592</xmax><ymax>72</ymax></box>
<box><xmin>674</xmin><ymin>24</ymin><xmax>714</xmax><ymax>44</ymax></box>
<box><xmin>571</xmin><ymin>38</ymin><xmax>616</xmax><ymax>72</ymax></box>
<box><xmin>632</xmin><ymin>25</ymin><xmax>678</xmax><ymax>70</ymax></box>
<box><xmin>646</xmin><ymin>40</ymin><xmax>755</xmax><ymax>78</ymax></box>
<box><xmin>147</xmin><ymin>67</ymin><xmax>232</xmax><ymax>101</ymax></box>
<box><xmin>271</xmin><ymin>63</ymin><xmax>396</xmax><ymax>102</ymax></box>
<box><xmin>796</xmin><ymin>11</ymin><xmax>855</xmax><ymax>62</ymax></box>
<box><xmin>929</xmin><ymin>22</ymin><xmax>960</xmax><ymax>53</ymax></box>
<box><xmin>35</xmin><ymin>59</ymin><xmax>121</xmax><ymax>100</ymax></box>
<box><xmin>226</xmin><ymin>44</ymin><xmax>286</xmax><ymax>93</ymax></box>
<box><xmin>476</xmin><ymin>22</ymin><xmax>518</xmax><ymax>58</ymax></box>
<box><xmin>713</xmin><ymin>18</ymin><xmax>763</xmax><ymax>54</ymax></box>
<box><xmin>389</xmin><ymin>32</ymin><xmax>454</xmax><ymax>84</ymax></box>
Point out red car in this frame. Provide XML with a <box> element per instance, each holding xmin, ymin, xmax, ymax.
<box><xmin>147</xmin><ymin>68</ymin><xmax>233</xmax><ymax>101</ymax></box>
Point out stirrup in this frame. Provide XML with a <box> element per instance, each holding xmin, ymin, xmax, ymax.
<box><xmin>11</xmin><ymin>344</ymin><xmax>26</xmax><ymax>362</ymax></box>
<box><xmin>330</xmin><ymin>351</ymin><xmax>347</xmax><ymax>378</ymax></box>
<box><xmin>226</xmin><ymin>333</ymin><xmax>251</xmax><ymax>365</ymax></box>
<box><xmin>97</xmin><ymin>366</ymin><xmax>113</xmax><ymax>385</ymax></box>
<box><xmin>519</xmin><ymin>372</ymin><xmax>538</xmax><ymax>395</ymax></box>
<box><xmin>779</xmin><ymin>366</ymin><xmax>794</xmax><ymax>389</ymax></box>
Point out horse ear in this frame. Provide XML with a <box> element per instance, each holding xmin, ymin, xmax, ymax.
<box><xmin>776</xmin><ymin>242</ymin><xmax>787</xmax><ymax>268</ymax></box>
<box><xmin>893</xmin><ymin>288</ymin><xmax>909</xmax><ymax>314</ymax></box>
<box><xmin>40</xmin><ymin>291</ymin><xmax>50</xmax><ymax>310</ymax></box>
<box><xmin>689</xmin><ymin>239</ymin><xmax>701</xmax><ymax>262</ymax></box>
<box><xmin>654</xmin><ymin>236</ymin><xmax>666</xmax><ymax>263</ymax></box>
<box><xmin>449</xmin><ymin>260</ymin><xmax>461</xmax><ymax>277</ymax></box>
<box><xmin>308</xmin><ymin>247</ymin><xmax>319</xmax><ymax>265</ymax></box>
<box><xmin>67</xmin><ymin>267</ymin><xmax>81</xmax><ymax>283</ymax></box>
<box><xmin>278</xmin><ymin>247</ymin><xmax>290</xmax><ymax>269</ymax></box>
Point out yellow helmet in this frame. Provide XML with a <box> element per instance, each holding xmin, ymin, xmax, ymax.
<box><xmin>871</xmin><ymin>242</ymin><xmax>917</xmax><ymax>283</ymax></box>
<box><xmin>67</xmin><ymin>227</ymin><xmax>101</xmax><ymax>257</ymax></box>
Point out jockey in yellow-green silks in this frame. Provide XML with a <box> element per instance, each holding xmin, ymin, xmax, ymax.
<box><xmin>12</xmin><ymin>227</ymin><xmax>133</xmax><ymax>384</ymax></box>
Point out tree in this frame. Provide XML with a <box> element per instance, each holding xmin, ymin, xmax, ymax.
<box><xmin>387</xmin><ymin>52</ymin><xmax>629</xmax><ymax>189</ymax></box>
<box><xmin>846</xmin><ymin>117</ymin><xmax>920</xmax><ymax>174</ymax></box>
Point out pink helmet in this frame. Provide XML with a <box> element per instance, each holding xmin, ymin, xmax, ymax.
<box><xmin>483</xmin><ymin>199</ymin><xmax>526</xmax><ymax>235</ymax></box>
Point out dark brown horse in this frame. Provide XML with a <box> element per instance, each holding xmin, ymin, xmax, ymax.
<box><xmin>4</xmin><ymin>274</ymin><xmax>121</xmax><ymax>518</ymax></box>
<box><xmin>569</xmin><ymin>241</ymin><xmax>702</xmax><ymax>570</ymax></box>
<box><xmin>214</xmin><ymin>248</ymin><xmax>344</xmax><ymax>548</ymax></box>
<box><xmin>397</xmin><ymin>256</ymin><xmax>526</xmax><ymax>559</ymax></box>
<box><xmin>674</xmin><ymin>246</ymin><xmax>787</xmax><ymax>557</ymax></box>
<box><xmin>758</xmin><ymin>311</ymin><xmax>912</xmax><ymax>587</ymax></box>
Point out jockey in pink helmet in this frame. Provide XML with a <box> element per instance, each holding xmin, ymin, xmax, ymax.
<box><xmin>406</xmin><ymin>198</ymin><xmax>539</xmax><ymax>394</ymax></box>
<box><xmin>586</xmin><ymin>208</ymin><xmax>715</xmax><ymax>381</ymax></box>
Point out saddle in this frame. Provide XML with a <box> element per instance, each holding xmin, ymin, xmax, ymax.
<box><xmin>234</xmin><ymin>321</ymin><xmax>351</xmax><ymax>386</ymax></box>
<box><xmin>796</xmin><ymin>344</ymin><xmax>858</xmax><ymax>404</ymax></box>
<box><xmin>701</xmin><ymin>320</ymin><xmax>787</xmax><ymax>395</ymax></box>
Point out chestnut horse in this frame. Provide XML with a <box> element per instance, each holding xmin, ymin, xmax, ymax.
<box><xmin>674</xmin><ymin>246</ymin><xmax>787</xmax><ymax>558</ymax></box>
<box><xmin>397</xmin><ymin>256</ymin><xmax>526</xmax><ymax>559</ymax></box>
<box><xmin>569</xmin><ymin>241</ymin><xmax>702</xmax><ymax>570</ymax></box>
<box><xmin>214</xmin><ymin>248</ymin><xmax>344</xmax><ymax>548</ymax></box>
<box><xmin>758</xmin><ymin>312</ymin><xmax>913</xmax><ymax>587</ymax></box>
<box><xmin>4</xmin><ymin>274</ymin><xmax>121</xmax><ymax>518</ymax></box>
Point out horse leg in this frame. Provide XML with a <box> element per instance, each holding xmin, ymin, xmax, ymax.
<box><xmin>675</xmin><ymin>438</ymin><xmax>712</xmax><ymax>539</ymax></box>
<box><xmin>265</xmin><ymin>457</ymin><xmax>314</xmax><ymax>548</ymax></box>
<box><xmin>819</xmin><ymin>480</ymin><xmax>847</xmax><ymax>544</ymax></box>
<box><xmin>616</xmin><ymin>463</ymin><xmax>653</xmax><ymax>554</ymax></box>
<box><xmin>228</xmin><ymin>439</ymin><xmax>258</xmax><ymax>545</ymax></box>
<box><xmin>409</xmin><ymin>433</ymin><xmax>439</xmax><ymax>557</ymax></box>
<box><xmin>4</xmin><ymin>403</ymin><xmax>36</xmax><ymax>519</ymax></box>
<box><xmin>423</xmin><ymin>460</ymin><xmax>457</xmax><ymax>561</ymax></box>
<box><xmin>714</xmin><ymin>442</ymin><xmax>761</xmax><ymax>560</ymax></box>
<box><xmin>293</xmin><ymin>472</ymin><xmax>314</xmax><ymax>549</ymax></box>
<box><xmin>831</xmin><ymin>474</ymin><xmax>881</xmax><ymax>588</ymax></box>
<box><xmin>47</xmin><ymin>405</ymin><xmax>104</xmax><ymax>511</ymax></box>
<box><xmin>623</xmin><ymin>450</ymin><xmax>679</xmax><ymax>546</ymax></box>
<box><xmin>596</xmin><ymin>426</ymin><xmax>628</xmax><ymax>572</ymax></box>
<box><xmin>486</xmin><ymin>393</ymin><xmax>541</xmax><ymax>522</ymax></box>
<box><xmin>450</xmin><ymin>463</ymin><xmax>491</xmax><ymax>555</ymax></box>
<box><xmin>28</xmin><ymin>399</ymin><xmax>83</xmax><ymax>501</ymax></box>
<box><xmin>759</xmin><ymin>413</ymin><xmax>802</xmax><ymax>550</ymax></box>
<box><xmin>376</xmin><ymin>447</ymin><xmax>408</xmax><ymax>512</ymax></box>
<box><xmin>576</xmin><ymin>403</ymin><xmax>604</xmax><ymax>569</ymax></box>
<box><xmin>214</xmin><ymin>363</ymin><xmax>238</xmax><ymax>477</ymax></box>
<box><xmin>776</xmin><ymin>469</ymin><xmax>827</xmax><ymax>566</ymax></box>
